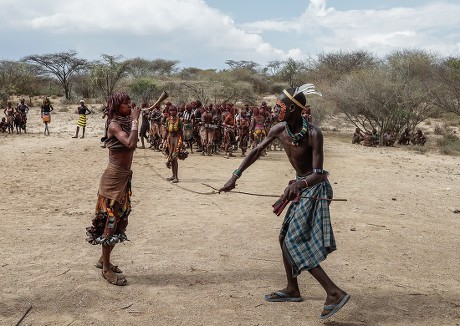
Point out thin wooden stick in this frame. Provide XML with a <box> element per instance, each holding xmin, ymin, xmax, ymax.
<box><xmin>56</xmin><ymin>268</ymin><xmax>71</xmax><ymax>276</ymax></box>
<box><xmin>248</xmin><ymin>257</ymin><xmax>279</xmax><ymax>263</ymax></box>
<box><xmin>201</xmin><ymin>183</ymin><xmax>347</xmax><ymax>201</ymax></box>
<box><xmin>121</xmin><ymin>303</ymin><xmax>133</xmax><ymax>310</ymax></box>
<box><xmin>151</xmin><ymin>166</ymin><xmax>217</xmax><ymax>195</ymax></box>
<box><xmin>15</xmin><ymin>305</ymin><xmax>32</xmax><ymax>326</ymax></box>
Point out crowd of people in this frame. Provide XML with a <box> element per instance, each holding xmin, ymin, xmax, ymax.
<box><xmin>352</xmin><ymin>127</ymin><xmax>427</xmax><ymax>147</ymax></box>
<box><xmin>133</xmin><ymin>99</ymin><xmax>311</xmax><ymax>159</ymax></box>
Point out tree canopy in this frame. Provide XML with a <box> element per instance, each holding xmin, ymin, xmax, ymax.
<box><xmin>0</xmin><ymin>48</ymin><xmax>457</xmax><ymax>133</ymax></box>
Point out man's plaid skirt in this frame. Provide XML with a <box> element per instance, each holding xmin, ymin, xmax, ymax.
<box><xmin>280</xmin><ymin>178</ymin><xmax>336</xmax><ymax>277</ymax></box>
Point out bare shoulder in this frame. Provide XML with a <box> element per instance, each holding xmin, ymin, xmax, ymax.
<box><xmin>267</xmin><ymin>121</ymin><xmax>285</xmax><ymax>137</ymax></box>
<box><xmin>108</xmin><ymin>120</ymin><xmax>120</xmax><ymax>131</ymax></box>
<box><xmin>307</xmin><ymin>122</ymin><xmax>321</xmax><ymax>135</ymax></box>
<box><xmin>108</xmin><ymin>120</ymin><xmax>123</xmax><ymax>137</ymax></box>
<box><xmin>308</xmin><ymin>124</ymin><xmax>324</xmax><ymax>148</ymax></box>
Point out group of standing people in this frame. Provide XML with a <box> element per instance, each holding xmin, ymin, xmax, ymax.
<box><xmin>86</xmin><ymin>86</ymin><xmax>350</xmax><ymax>321</ymax></box>
<box><xmin>137</xmin><ymin>99</ymin><xmax>308</xmax><ymax>159</ymax></box>
<box><xmin>1</xmin><ymin>97</ymin><xmax>95</xmax><ymax>137</ymax></box>
<box><xmin>1</xmin><ymin>99</ymin><xmax>29</xmax><ymax>134</ymax></box>
<box><xmin>1</xmin><ymin>96</ymin><xmax>55</xmax><ymax>136</ymax></box>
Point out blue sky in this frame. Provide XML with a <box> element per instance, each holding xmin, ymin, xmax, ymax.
<box><xmin>0</xmin><ymin>0</ymin><xmax>459</xmax><ymax>70</ymax></box>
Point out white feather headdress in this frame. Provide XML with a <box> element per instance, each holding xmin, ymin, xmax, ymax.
<box><xmin>283</xmin><ymin>84</ymin><xmax>322</xmax><ymax>110</ymax></box>
<box><xmin>293</xmin><ymin>83</ymin><xmax>322</xmax><ymax>98</ymax></box>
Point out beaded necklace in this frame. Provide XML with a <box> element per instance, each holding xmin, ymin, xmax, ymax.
<box><xmin>285</xmin><ymin>117</ymin><xmax>309</xmax><ymax>145</ymax></box>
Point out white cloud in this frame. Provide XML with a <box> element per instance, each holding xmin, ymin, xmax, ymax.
<box><xmin>243</xmin><ymin>0</ymin><xmax>460</xmax><ymax>57</ymax></box>
<box><xmin>307</xmin><ymin>0</ymin><xmax>335</xmax><ymax>17</ymax></box>
<box><xmin>1</xmin><ymin>0</ymin><xmax>459</xmax><ymax>68</ymax></box>
<box><xmin>286</xmin><ymin>48</ymin><xmax>304</xmax><ymax>60</ymax></box>
<box><xmin>0</xmin><ymin>0</ymin><xmax>292</xmax><ymax>66</ymax></box>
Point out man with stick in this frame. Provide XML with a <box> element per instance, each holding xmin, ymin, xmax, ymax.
<box><xmin>219</xmin><ymin>84</ymin><xmax>349</xmax><ymax>320</ymax></box>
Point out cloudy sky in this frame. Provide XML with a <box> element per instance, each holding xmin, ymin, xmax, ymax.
<box><xmin>0</xmin><ymin>0</ymin><xmax>459</xmax><ymax>69</ymax></box>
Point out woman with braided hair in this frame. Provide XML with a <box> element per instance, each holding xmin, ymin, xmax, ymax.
<box><xmin>40</xmin><ymin>97</ymin><xmax>54</xmax><ymax>136</ymax></box>
<box><xmin>163</xmin><ymin>105</ymin><xmax>188</xmax><ymax>183</ymax></box>
<box><xmin>86</xmin><ymin>92</ymin><xmax>140</xmax><ymax>286</ymax></box>
<box><xmin>220</xmin><ymin>85</ymin><xmax>349</xmax><ymax>320</ymax></box>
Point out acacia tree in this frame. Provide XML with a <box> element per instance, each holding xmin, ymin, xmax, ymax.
<box><xmin>91</xmin><ymin>54</ymin><xmax>130</xmax><ymax>98</ymax></box>
<box><xmin>316</xmin><ymin>51</ymin><xmax>377</xmax><ymax>74</ymax></box>
<box><xmin>328</xmin><ymin>66</ymin><xmax>435</xmax><ymax>140</ymax></box>
<box><xmin>0</xmin><ymin>60</ymin><xmax>46</xmax><ymax>105</ymax></box>
<box><xmin>264</xmin><ymin>60</ymin><xmax>283</xmax><ymax>77</ymax></box>
<box><xmin>23</xmin><ymin>50</ymin><xmax>87</xmax><ymax>99</ymax></box>
<box><xmin>150</xmin><ymin>59</ymin><xmax>180</xmax><ymax>76</ymax></box>
<box><xmin>386</xmin><ymin>50</ymin><xmax>437</xmax><ymax>130</ymax></box>
<box><xmin>0</xmin><ymin>60</ymin><xmax>19</xmax><ymax>104</ymax></box>
<box><xmin>125</xmin><ymin>58</ymin><xmax>180</xmax><ymax>78</ymax></box>
<box><xmin>429</xmin><ymin>57</ymin><xmax>460</xmax><ymax>116</ymax></box>
<box><xmin>328</xmin><ymin>68</ymin><xmax>397</xmax><ymax>134</ymax></box>
<box><xmin>209</xmin><ymin>79</ymin><xmax>255</xmax><ymax>105</ymax></box>
<box><xmin>181</xmin><ymin>82</ymin><xmax>211</xmax><ymax>105</ymax></box>
<box><xmin>176</xmin><ymin>67</ymin><xmax>212</xmax><ymax>80</ymax></box>
<box><xmin>277</xmin><ymin>58</ymin><xmax>308</xmax><ymax>87</ymax></box>
<box><xmin>225</xmin><ymin>60</ymin><xmax>260</xmax><ymax>72</ymax></box>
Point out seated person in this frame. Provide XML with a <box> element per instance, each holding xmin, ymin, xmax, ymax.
<box><xmin>363</xmin><ymin>130</ymin><xmax>374</xmax><ymax>147</ymax></box>
<box><xmin>383</xmin><ymin>129</ymin><xmax>396</xmax><ymax>146</ymax></box>
<box><xmin>412</xmin><ymin>129</ymin><xmax>426</xmax><ymax>145</ymax></box>
<box><xmin>371</xmin><ymin>128</ymin><xmax>379</xmax><ymax>146</ymax></box>
<box><xmin>398</xmin><ymin>128</ymin><xmax>411</xmax><ymax>145</ymax></box>
<box><xmin>352</xmin><ymin>127</ymin><xmax>364</xmax><ymax>144</ymax></box>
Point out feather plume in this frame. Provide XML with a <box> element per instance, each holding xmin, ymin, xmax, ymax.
<box><xmin>294</xmin><ymin>84</ymin><xmax>322</xmax><ymax>97</ymax></box>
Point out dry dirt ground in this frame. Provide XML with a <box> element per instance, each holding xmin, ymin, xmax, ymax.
<box><xmin>0</xmin><ymin>103</ymin><xmax>459</xmax><ymax>326</ymax></box>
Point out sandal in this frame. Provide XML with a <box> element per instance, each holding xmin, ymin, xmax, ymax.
<box><xmin>95</xmin><ymin>261</ymin><xmax>122</xmax><ymax>273</ymax></box>
<box><xmin>101</xmin><ymin>270</ymin><xmax>127</xmax><ymax>286</ymax></box>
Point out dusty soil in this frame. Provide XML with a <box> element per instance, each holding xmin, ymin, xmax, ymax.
<box><xmin>0</xmin><ymin>102</ymin><xmax>459</xmax><ymax>326</ymax></box>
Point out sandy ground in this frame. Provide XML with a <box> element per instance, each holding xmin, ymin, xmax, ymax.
<box><xmin>0</xmin><ymin>105</ymin><xmax>459</xmax><ymax>326</ymax></box>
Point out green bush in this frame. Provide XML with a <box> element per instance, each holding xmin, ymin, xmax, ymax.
<box><xmin>130</xmin><ymin>78</ymin><xmax>158</xmax><ymax>103</ymax></box>
<box><xmin>437</xmin><ymin>133</ymin><xmax>460</xmax><ymax>155</ymax></box>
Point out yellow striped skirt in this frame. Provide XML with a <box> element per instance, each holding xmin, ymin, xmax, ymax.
<box><xmin>77</xmin><ymin>114</ymin><xmax>87</xmax><ymax>127</ymax></box>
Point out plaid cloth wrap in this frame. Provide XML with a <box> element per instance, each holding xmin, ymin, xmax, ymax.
<box><xmin>280</xmin><ymin>177</ymin><xmax>336</xmax><ymax>277</ymax></box>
